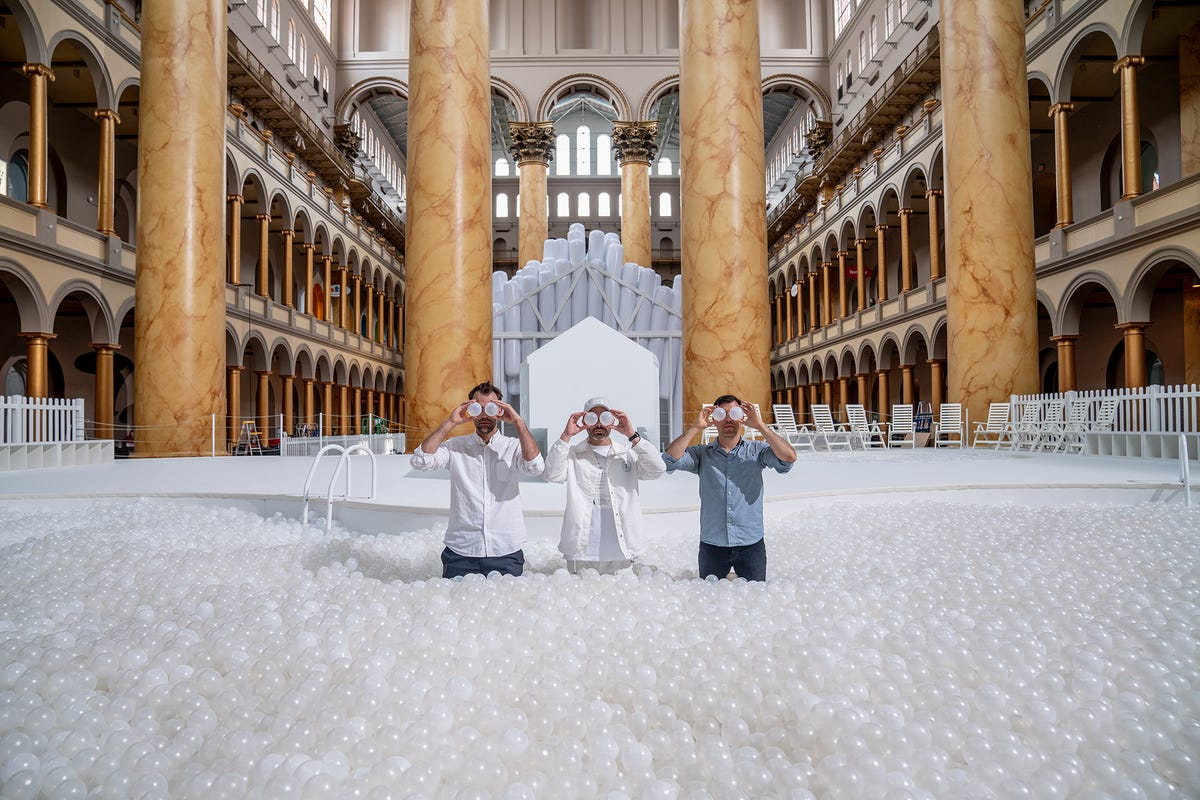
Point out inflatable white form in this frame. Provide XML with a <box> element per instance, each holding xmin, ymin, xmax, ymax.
<box><xmin>492</xmin><ymin>223</ymin><xmax>683</xmax><ymax>444</ymax></box>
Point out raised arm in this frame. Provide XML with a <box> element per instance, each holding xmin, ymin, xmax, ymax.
<box><xmin>665</xmin><ymin>407</ymin><xmax>712</xmax><ymax>460</ymax></box>
<box><xmin>496</xmin><ymin>400</ymin><xmax>541</xmax><ymax>463</ymax></box>
<box><xmin>415</xmin><ymin>402</ymin><xmax>471</xmax><ymax>456</ymax></box>
<box><xmin>744</xmin><ymin>402</ymin><xmax>797</xmax><ymax>463</ymax></box>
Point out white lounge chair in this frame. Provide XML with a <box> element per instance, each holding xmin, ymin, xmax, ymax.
<box><xmin>1058</xmin><ymin>397</ymin><xmax>1119</xmax><ymax>454</ymax></box>
<box><xmin>770</xmin><ymin>404</ymin><xmax>815</xmax><ymax>450</ymax></box>
<box><xmin>886</xmin><ymin>404</ymin><xmax>916</xmax><ymax>448</ymax></box>
<box><xmin>934</xmin><ymin>403</ymin><xmax>965</xmax><ymax>447</ymax></box>
<box><xmin>971</xmin><ymin>402</ymin><xmax>1011</xmax><ymax>448</ymax></box>
<box><xmin>1000</xmin><ymin>402</ymin><xmax>1041</xmax><ymax>450</ymax></box>
<box><xmin>1015</xmin><ymin>399</ymin><xmax>1064</xmax><ymax>451</ymax></box>
<box><xmin>845</xmin><ymin>404</ymin><xmax>886</xmax><ymax>449</ymax></box>
<box><xmin>810</xmin><ymin>404</ymin><xmax>852</xmax><ymax>450</ymax></box>
<box><xmin>1047</xmin><ymin>400</ymin><xmax>1090</xmax><ymax>453</ymax></box>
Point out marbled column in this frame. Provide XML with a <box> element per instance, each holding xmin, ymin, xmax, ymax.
<box><xmin>808</xmin><ymin>271</ymin><xmax>819</xmax><ymax>330</ymax></box>
<box><xmin>21</xmin><ymin>64</ymin><xmax>53</xmax><ymax>209</ymax></box>
<box><xmin>875</xmin><ymin>225</ymin><xmax>889</xmax><ymax>302</ymax></box>
<box><xmin>90</xmin><ymin>343</ymin><xmax>117</xmax><ymax>439</ymax></box>
<box><xmin>876</xmin><ymin>369</ymin><xmax>890</xmax><ymax>422</ymax></box>
<box><xmin>613</xmin><ymin>121</ymin><xmax>659</xmax><ymax>268</ymax></box>
<box><xmin>901</xmin><ymin>365</ymin><xmax>914</xmax><ymax>405</ymax></box>
<box><xmin>406</xmin><ymin>0</ymin><xmax>491</xmax><ymax>437</ymax></box>
<box><xmin>226</xmin><ymin>366</ymin><xmax>241</xmax><ymax>450</ymax></box>
<box><xmin>255</xmin><ymin>371</ymin><xmax>270</xmax><ymax>437</ymax></box>
<box><xmin>679</xmin><ymin>0</ymin><xmax>769</xmax><ymax>422</ymax></box>
<box><xmin>18</xmin><ymin>334</ymin><xmax>53</xmax><ymax>398</ymax></box>
<box><xmin>1117</xmin><ymin>323</ymin><xmax>1150</xmax><ymax>388</ymax></box>
<box><xmin>821</xmin><ymin>263</ymin><xmax>832</xmax><ymax>325</ymax></box>
<box><xmin>135</xmin><ymin>0</ymin><xmax>226</xmax><ymax>457</ymax></box>
<box><xmin>95</xmin><ymin>109</ymin><xmax>119</xmax><ymax>234</ymax></box>
<box><xmin>1183</xmin><ymin>24</ymin><xmax>1200</xmax><ymax>178</ymax></box>
<box><xmin>942</xmin><ymin>0</ymin><xmax>1039</xmax><ymax>429</ymax></box>
<box><xmin>837</xmin><ymin>250</ymin><xmax>848</xmax><ymax>319</ymax></box>
<box><xmin>1051</xmin><ymin>334</ymin><xmax>1078</xmax><ymax>392</ymax></box>
<box><xmin>301</xmin><ymin>243</ymin><xmax>315</xmax><ymax>315</ymax></box>
<box><xmin>281</xmin><ymin>229</ymin><xmax>295</xmax><ymax>308</ymax></box>
<box><xmin>926</xmin><ymin>190</ymin><xmax>943</xmax><ymax>280</ymax></box>
<box><xmin>509</xmin><ymin>122</ymin><xmax>556</xmax><ymax>268</ymax></box>
<box><xmin>929</xmin><ymin>359</ymin><xmax>945</xmax><ymax>415</ymax></box>
<box><xmin>1049</xmin><ymin>103</ymin><xmax>1075</xmax><ymax>227</ymax></box>
<box><xmin>898</xmin><ymin>208</ymin><xmax>913</xmax><ymax>292</ymax></box>
<box><xmin>256</xmin><ymin>213</ymin><xmax>271</xmax><ymax>298</ymax></box>
<box><xmin>1114</xmin><ymin>56</ymin><xmax>1146</xmax><ymax>199</ymax></box>
<box><xmin>303</xmin><ymin>378</ymin><xmax>315</xmax><ymax>426</ymax></box>
<box><xmin>281</xmin><ymin>375</ymin><xmax>294</xmax><ymax>436</ymax></box>
<box><xmin>854</xmin><ymin>238</ymin><xmax>867</xmax><ymax>311</ymax></box>
<box><xmin>227</xmin><ymin>195</ymin><xmax>243</xmax><ymax>284</ymax></box>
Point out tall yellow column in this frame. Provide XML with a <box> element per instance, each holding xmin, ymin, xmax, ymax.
<box><xmin>281</xmin><ymin>375</ymin><xmax>294</xmax><ymax>436</ymax></box>
<box><xmin>353</xmin><ymin>386</ymin><xmax>363</xmax><ymax>434</ymax></box>
<box><xmin>397</xmin><ymin>303</ymin><xmax>405</xmax><ymax>352</ymax></box>
<box><xmin>135</xmin><ymin>0</ymin><xmax>226</xmax><ymax>457</ymax></box>
<box><xmin>226</xmin><ymin>366</ymin><xmax>241</xmax><ymax>450</ymax></box>
<box><xmin>337</xmin><ymin>268</ymin><xmax>349</xmax><ymax>329</ymax></box>
<box><xmin>794</xmin><ymin>384</ymin><xmax>806</xmax><ymax>424</ymax></box>
<box><xmin>352</xmin><ymin>275</ymin><xmax>363</xmax><ymax>336</ymax></box>
<box><xmin>794</xmin><ymin>282</ymin><xmax>804</xmax><ymax>335</ymax></box>
<box><xmin>19</xmin><ymin>333</ymin><xmax>54</xmax><ymax>398</ymax></box>
<box><xmin>899</xmin><ymin>208</ymin><xmax>913</xmax><ymax>292</ymax></box>
<box><xmin>876</xmin><ymin>369</ymin><xmax>890</xmax><ymax>422</ymax></box>
<box><xmin>821</xmin><ymin>262</ymin><xmax>832</xmax><ymax>325</ymax></box>
<box><xmin>1114</xmin><ymin>56</ymin><xmax>1146</xmax><ymax>200</ymax></box>
<box><xmin>929</xmin><ymin>359</ymin><xmax>945</xmax><ymax>414</ymax></box>
<box><xmin>303</xmin><ymin>378</ymin><xmax>315</xmax><ymax>426</ymax></box>
<box><xmin>783</xmin><ymin>292</ymin><xmax>794</xmax><ymax>341</ymax></box>
<box><xmin>386</xmin><ymin>298</ymin><xmax>396</xmax><ymax>348</ymax></box>
<box><xmin>1117</xmin><ymin>323</ymin><xmax>1150</xmax><ymax>388</ymax></box>
<box><xmin>613</xmin><ymin>121</ymin><xmax>658</xmax><ymax>268</ymax></box>
<box><xmin>509</xmin><ymin>122</ymin><xmax>556</xmax><ymax>268</ymax></box>
<box><xmin>836</xmin><ymin>250</ymin><xmax>848</xmax><ymax>319</ymax></box>
<box><xmin>679</xmin><ymin>0</ymin><xmax>768</xmax><ymax>420</ymax></box>
<box><xmin>1051</xmin><ymin>334</ymin><xmax>1078</xmax><ymax>392</ymax></box>
<box><xmin>337</xmin><ymin>384</ymin><xmax>348</xmax><ymax>435</ymax></box>
<box><xmin>808</xmin><ymin>383</ymin><xmax>819</xmax><ymax>413</ymax></box>
<box><xmin>281</xmin><ymin>229</ymin><xmax>295</xmax><ymax>308</ymax></box>
<box><xmin>227</xmin><ymin>194</ymin><xmax>243</xmax><ymax>284</ymax></box>
<box><xmin>1183</xmin><ymin>24</ymin><xmax>1200</xmax><ymax>177</ymax></box>
<box><xmin>322</xmin><ymin>256</ymin><xmax>333</xmax><ymax>322</ymax></box>
<box><xmin>365</xmin><ymin>389</ymin><xmax>375</xmax><ymax>428</ymax></box>
<box><xmin>95</xmin><ymin>109</ymin><xmax>119</xmax><ymax>234</ymax></box>
<box><xmin>837</xmin><ymin>377</ymin><xmax>849</xmax><ymax>422</ymax></box>
<box><xmin>301</xmin><ymin>243</ymin><xmax>315</xmax><ymax>314</ymax></box>
<box><xmin>855</xmin><ymin>373</ymin><xmax>867</xmax><ymax>411</ymax></box>
<box><xmin>808</xmin><ymin>270</ymin><xmax>819</xmax><ymax>330</ymax></box>
<box><xmin>772</xmin><ymin>294</ymin><xmax>783</xmax><ymax>344</ymax></box>
<box><xmin>943</xmin><ymin>0</ymin><xmax>1038</xmax><ymax>429</ymax></box>
<box><xmin>926</xmin><ymin>190</ymin><xmax>943</xmax><ymax>280</ymax></box>
<box><xmin>321</xmin><ymin>381</ymin><xmax>333</xmax><ymax>434</ymax></box>
<box><xmin>256</xmin><ymin>213</ymin><xmax>271</xmax><ymax>298</ymax></box>
<box><xmin>366</xmin><ymin>284</ymin><xmax>375</xmax><ymax>341</ymax></box>
<box><xmin>255</xmin><ymin>371</ymin><xmax>270</xmax><ymax>438</ymax></box>
<box><xmin>377</xmin><ymin>290</ymin><xmax>385</xmax><ymax>343</ymax></box>
<box><xmin>21</xmin><ymin>64</ymin><xmax>54</xmax><ymax>209</ymax></box>
<box><xmin>1049</xmin><ymin>102</ymin><xmax>1075</xmax><ymax>227</ymax></box>
<box><xmin>901</xmin><ymin>365</ymin><xmax>914</xmax><ymax>405</ymax></box>
<box><xmin>406</xmin><ymin>0</ymin><xmax>491</xmax><ymax>436</ymax></box>
<box><xmin>90</xmin><ymin>343</ymin><xmax>117</xmax><ymax>439</ymax></box>
<box><xmin>854</xmin><ymin>238</ymin><xmax>867</xmax><ymax>311</ymax></box>
<box><xmin>875</xmin><ymin>224</ymin><xmax>889</xmax><ymax>302</ymax></box>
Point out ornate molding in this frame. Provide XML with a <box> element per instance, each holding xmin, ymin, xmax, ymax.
<box><xmin>805</xmin><ymin>121</ymin><xmax>833</xmax><ymax>159</ymax></box>
<box><xmin>611</xmin><ymin>121</ymin><xmax>659</xmax><ymax>166</ymax></box>
<box><xmin>507</xmin><ymin>122</ymin><xmax>556</xmax><ymax>166</ymax></box>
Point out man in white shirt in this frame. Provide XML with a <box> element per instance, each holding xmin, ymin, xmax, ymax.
<box><xmin>543</xmin><ymin>397</ymin><xmax>666</xmax><ymax>573</ymax></box>
<box><xmin>410</xmin><ymin>381</ymin><xmax>544</xmax><ymax>578</ymax></box>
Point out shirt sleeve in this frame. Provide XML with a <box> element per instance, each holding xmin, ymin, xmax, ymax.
<box><xmin>663</xmin><ymin>444</ymin><xmax>701</xmax><ymax>474</ymax></box>
<box><xmin>410</xmin><ymin>441</ymin><xmax>451</xmax><ymax>471</ymax></box>
<box><xmin>633</xmin><ymin>439</ymin><xmax>667</xmax><ymax>480</ymax></box>
<box><xmin>542</xmin><ymin>439</ymin><xmax>570</xmax><ymax>483</ymax></box>
<box><xmin>757</xmin><ymin>441</ymin><xmax>794</xmax><ymax>474</ymax></box>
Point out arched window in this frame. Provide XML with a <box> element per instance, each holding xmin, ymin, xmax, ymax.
<box><xmin>298</xmin><ymin>34</ymin><xmax>307</xmax><ymax>76</ymax></box>
<box><xmin>870</xmin><ymin>16</ymin><xmax>879</xmax><ymax>54</ymax></box>
<box><xmin>313</xmin><ymin>54</ymin><xmax>322</xmax><ymax>89</ymax></box>
<box><xmin>658</xmin><ymin>192</ymin><xmax>672</xmax><ymax>217</ymax></box>
<box><xmin>834</xmin><ymin>0</ymin><xmax>852</xmax><ymax>36</ymax></box>
<box><xmin>269</xmin><ymin>0</ymin><xmax>280</xmax><ymax>40</ymax></box>
<box><xmin>556</xmin><ymin>192</ymin><xmax>570</xmax><ymax>217</ymax></box>
<box><xmin>255</xmin><ymin>0</ymin><xmax>266</xmax><ymax>22</ymax></box>
<box><xmin>859</xmin><ymin>32</ymin><xmax>867</xmax><ymax>70</ymax></box>
<box><xmin>836</xmin><ymin>63</ymin><xmax>845</xmax><ymax>92</ymax></box>
<box><xmin>4</xmin><ymin>152</ymin><xmax>29</xmax><ymax>201</ymax></box>
<box><xmin>900</xmin><ymin>0</ymin><xmax>910</xmax><ymax>17</ymax></box>
<box><xmin>847</xmin><ymin>49</ymin><xmax>855</xmax><ymax>80</ymax></box>
<box><xmin>313</xmin><ymin>0</ymin><xmax>331</xmax><ymax>40</ymax></box>
<box><xmin>657</xmin><ymin>156</ymin><xmax>672</xmax><ymax>176</ymax></box>
<box><xmin>495</xmin><ymin>158</ymin><xmax>511</xmax><ymax>176</ymax></box>
<box><xmin>596</xmin><ymin>135</ymin><xmax>612</xmax><ymax>176</ymax></box>
<box><xmin>322</xmin><ymin>65</ymin><xmax>329</xmax><ymax>95</ymax></box>
<box><xmin>287</xmin><ymin>20</ymin><xmax>296</xmax><ymax>61</ymax></box>
<box><xmin>496</xmin><ymin>193</ymin><xmax>509</xmax><ymax>218</ymax></box>
<box><xmin>885</xmin><ymin>0</ymin><xmax>897</xmax><ymax>34</ymax></box>
<box><xmin>576</xmin><ymin>126</ymin><xmax>591</xmax><ymax>175</ymax></box>
<box><xmin>597</xmin><ymin>192</ymin><xmax>611</xmax><ymax>216</ymax></box>
<box><xmin>577</xmin><ymin>192</ymin><xmax>590</xmax><ymax>217</ymax></box>
<box><xmin>555</xmin><ymin>134</ymin><xmax>570</xmax><ymax>175</ymax></box>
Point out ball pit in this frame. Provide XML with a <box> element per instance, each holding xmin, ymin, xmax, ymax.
<box><xmin>0</xmin><ymin>498</ymin><xmax>1197</xmax><ymax>799</ymax></box>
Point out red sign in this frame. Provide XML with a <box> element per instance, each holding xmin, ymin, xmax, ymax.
<box><xmin>847</xmin><ymin>264</ymin><xmax>875</xmax><ymax>278</ymax></box>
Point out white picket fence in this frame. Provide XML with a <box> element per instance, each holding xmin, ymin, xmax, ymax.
<box><xmin>1011</xmin><ymin>384</ymin><xmax>1200</xmax><ymax>461</ymax></box>
<box><xmin>0</xmin><ymin>395</ymin><xmax>112</xmax><ymax>470</ymax></box>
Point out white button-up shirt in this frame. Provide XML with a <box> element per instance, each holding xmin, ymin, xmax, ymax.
<box><xmin>410</xmin><ymin>433</ymin><xmax>545</xmax><ymax>558</ymax></box>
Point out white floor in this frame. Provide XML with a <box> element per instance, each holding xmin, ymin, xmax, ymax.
<box><xmin>0</xmin><ymin>448</ymin><xmax>1196</xmax><ymax>799</ymax></box>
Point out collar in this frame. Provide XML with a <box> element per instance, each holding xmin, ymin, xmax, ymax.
<box><xmin>706</xmin><ymin>436</ymin><xmax>746</xmax><ymax>454</ymax></box>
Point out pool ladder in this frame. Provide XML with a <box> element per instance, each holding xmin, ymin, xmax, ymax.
<box><xmin>301</xmin><ymin>444</ymin><xmax>378</xmax><ymax>529</ymax></box>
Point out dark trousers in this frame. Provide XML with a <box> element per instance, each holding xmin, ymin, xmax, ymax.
<box><xmin>698</xmin><ymin>538</ymin><xmax>766</xmax><ymax>582</ymax></box>
<box><xmin>441</xmin><ymin>547</ymin><xmax>524</xmax><ymax>579</ymax></box>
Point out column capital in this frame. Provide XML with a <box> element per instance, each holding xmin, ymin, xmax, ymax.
<box><xmin>507</xmin><ymin>121</ymin><xmax>557</xmax><ymax>166</ymax></box>
<box><xmin>820</xmin><ymin>261</ymin><xmax>833</xmax><ymax>269</ymax></box>
<box><xmin>255</xmin><ymin>213</ymin><xmax>271</xmax><ymax>222</ymax></box>
<box><xmin>927</xmin><ymin>358</ymin><xmax>946</xmax><ymax>366</ymax></box>
<box><xmin>1047</xmin><ymin>101</ymin><xmax>1075</xmax><ymax>117</ymax></box>
<box><xmin>322</xmin><ymin>254</ymin><xmax>333</xmax><ymax>264</ymax></box>
<box><xmin>94</xmin><ymin>108</ymin><xmax>121</xmax><ymax>124</ymax></box>
<box><xmin>925</xmin><ymin>188</ymin><xmax>943</xmax><ymax>200</ymax></box>
<box><xmin>854</xmin><ymin>238</ymin><xmax>869</xmax><ymax>247</ymax></box>
<box><xmin>21</xmin><ymin>63</ymin><xmax>55</xmax><ymax>81</ymax></box>
<box><xmin>226</xmin><ymin>365</ymin><xmax>242</xmax><ymax>374</ymax></box>
<box><xmin>89</xmin><ymin>342</ymin><xmax>121</xmax><ymax>352</ymax></box>
<box><xmin>226</xmin><ymin>193</ymin><xmax>244</xmax><ymax>204</ymax></box>
<box><xmin>1112</xmin><ymin>55</ymin><xmax>1145</xmax><ymax>73</ymax></box>
<box><xmin>1049</xmin><ymin>334</ymin><xmax>1080</xmax><ymax>344</ymax></box>
<box><xmin>255</xmin><ymin>370</ymin><xmax>272</xmax><ymax>379</ymax></box>
<box><xmin>300</xmin><ymin>241</ymin><xmax>316</xmax><ymax>252</ymax></box>
<box><xmin>302</xmin><ymin>377</ymin><xmax>315</xmax><ymax>385</ymax></box>
<box><xmin>875</xmin><ymin>224</ymin><xmax>890</xmax><ymax>233</ymax></box>
<box><xmin>898</xmin><ymin>207</ymin><xmax>914</xmax><ymax>217</ymax></box>
<box><xmin>280</xmin><ymin>228</ymin><xmax>295</xmax><ymax>239</ymax></box>
<box><xmin>352</xmin><ymin>274</ymin><xmax>362</xmax><ymax>284</ymax></box>
<box><xmin>875</xmin><ymin>368</ymin><xmax>889</xmax><ymax>376</ymax></box>
<box><xmin>1115</xmin><ymin>321</ymin><xmax>1152</xmax><ymax>333</ymax></box>
<box><xmin>17</xmin><ymin>332</ymin><xmax>56</xmax><ymax>343</ymax></box>
<box><xmin>836</xmin><ymin>250</ymin><xmax>850</xmax><ymax>259</ymax></box>
<box><xmin>611</xmin><ymin>120</ymin><xmax>659</xmax><ymax>166</ymax></box>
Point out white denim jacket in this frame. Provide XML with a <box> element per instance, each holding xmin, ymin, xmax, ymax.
<box><xmin>543</xmin><ymin>436</ymin><xmax>666</xmax><ymax>560</ymax></box>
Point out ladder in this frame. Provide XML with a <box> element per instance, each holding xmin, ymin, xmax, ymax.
<box><xmin>301</xmin><ymin>443</ymin><xmax>378</xmax><ymax>529</ymax></box>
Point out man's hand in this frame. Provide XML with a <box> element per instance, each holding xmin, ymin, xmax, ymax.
<box><xmin>612</xmin><ymin>409</ymin><xmax>636</xmax><ymax>438</ymax></box>
<box><xmin>561</xmin><ymin>412</ymin><xmax>586</xmax><ymax>441</ymax></box>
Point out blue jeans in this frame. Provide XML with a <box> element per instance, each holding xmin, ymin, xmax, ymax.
<box><xmin>698</xmin><ymin>538</ymin><xmax>766</xmax><ymax>582</ymax></box>
<box><xmin>441</xmin><ymin>547</ymin><xmax>524</xmax><ymax>579</ymax></box>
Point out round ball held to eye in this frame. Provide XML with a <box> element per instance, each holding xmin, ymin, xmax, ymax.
<box><xmin>709</xmin><ymin>406</ymin><xmax>745</xmax><ymax>422</ymax></box>
<box><xmin>582</xmin><ymin>411</ymin><xmax>617</xmax><ymax>427</ymax></box>
<box><xmin>466</xmin><ymin>401</ymin><xmax>501</xmax><ymax>418</ymax></box>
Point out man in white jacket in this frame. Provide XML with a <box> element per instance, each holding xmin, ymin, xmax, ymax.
<box><xmin>543</xmin><ymin>397</ymin><xmax>667</xmax><ymax>573</ymax></box>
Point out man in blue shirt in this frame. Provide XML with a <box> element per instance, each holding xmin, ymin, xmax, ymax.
<box><xmin>663</xmin><ymin>394</ymin><xmax>797</xmax><ymax>581</ymax></box>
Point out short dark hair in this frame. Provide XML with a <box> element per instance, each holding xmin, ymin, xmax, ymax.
<box><xmin>713</xmin><ymin>394</ymin><xmax>741</xmax><ymax>407</ymax></box>
<box><xmin>468</xmin><ymin>381</ymin><xmax>504</xmax><ymax>401</ymax></box>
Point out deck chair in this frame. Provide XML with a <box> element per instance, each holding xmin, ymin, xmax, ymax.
<box><xmin>1016</xmin><ymin>399</ymin><xmax>1064</xmax><ymax>451</ymax></box>
<box><xmin>845</xmin><ymin>404</ymin><xmax>886</xmax><ymax>448</ymax></box>
<box><xmin>971</xmin><ymin>403</ymin><xmax>1010</xmax><ymax>448</ymax></box>
<box><xmin>1000</xmin><ymin>402</ymin><xmax>1041</xmax><ymax>450</ymax></box>
<box><xmin>1059</xmin><ymin>398</ymin><xmax>1119</xmax><ymax>454</ymax></box>
<box><xmin>810</xmin><ymin>404</ymin><xmax>852</xmax><ymax>450</ymax></box>
<box><xmin>933</xmin><ymin>403</ymin><xmax>965</xmax><ymax>447</ymax></box>
<box><xmin>1047</xmin><ymin>400</ymin><xmax>1091</xmax><ymax>453</ymax></box>
<box><xmin>886</xmin><ymin>404</ymin><xmax>916</xmax><ymax>448</ymax></box>
<box><xmin>770</xmin><ymin>404</ymin><xmax>815</xmax><ymax>451</ymax></box>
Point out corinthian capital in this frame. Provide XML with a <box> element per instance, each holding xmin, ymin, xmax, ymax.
<box><xmin>508</xmin><ymin>122</ymin><xmax>556</xmax><ymax>166</ymax></box>
<box><xmin>611</xmin><ymin>121</ymin><xmax>659</xmax><ymax>166</ymax></box>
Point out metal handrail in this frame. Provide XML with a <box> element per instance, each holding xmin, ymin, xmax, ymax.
<box><xmin>301</xmin><ymin>443</ymin><xmax>378</xmax><ymax>528</ymax></box>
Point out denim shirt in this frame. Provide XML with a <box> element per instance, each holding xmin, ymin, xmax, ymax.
<box><xmin>663</xmin><ymin>438</ymin><xmax>793</xmax><ymax>547</ymax></box>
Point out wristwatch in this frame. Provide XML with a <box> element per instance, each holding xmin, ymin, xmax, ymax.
<box><xmin>628</xmin><ymin>432</ymin><xmax>641</xmax><ymax>444</ymax></box>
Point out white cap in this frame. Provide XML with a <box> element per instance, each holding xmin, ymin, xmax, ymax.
<box><xmin>583</xmin><ymin>397</ymin><xmax>610</xmax><ymax>411</ymax></box>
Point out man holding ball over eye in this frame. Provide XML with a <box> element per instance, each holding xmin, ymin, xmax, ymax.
<box><xmin>663</xmin><ymin>394</ymin><xmax>796</xmax><ymax>581</ymax></box>
<box><xmin>411</xmin><ymin>381</ymin><xmax>543</xmax><ymax>578</ymax></box>
<box><xmin>544</xmin><ymin>398</ymin><xmax>667</xmax><ymax>574</ymax></box>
